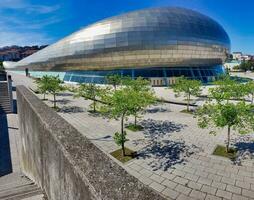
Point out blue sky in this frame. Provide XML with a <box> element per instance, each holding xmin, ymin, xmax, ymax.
<box><xmin>1</xmin><ymin>0</ymin><xmax>254</xmax><ymax>54</ymax></box>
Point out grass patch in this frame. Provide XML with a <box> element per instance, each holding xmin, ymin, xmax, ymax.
<box><xmin>110</xmin><ymin>147</ymin><xmax>136</xmax><ymax>163</ymax></box>
<box><xmin>213</xmin><ymin>145</ymin><xmax>237</xmax><ymax>160</ymax></box>
<box><xmin>126</xmin><ymin>124</ymin><xmax>143</xmax><ymax>131</ymax></box>
<box><xmin>52</xmin><ymin>106</ymin><xmax>60</xmax><ymax>112</ymax></box>
<box><xmin>180</xmin><ymin>109</ymin><xmax>194</xmax><ymax>114</ymax></box>
<box><xmin>87</xmin><ymin>110</ymin><xmax>99</xmax><ymax>113</ymax></box>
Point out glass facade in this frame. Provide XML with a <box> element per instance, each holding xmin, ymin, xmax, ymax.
<box><xmin>63</xmin><ymin>65</ymin><xmax>224</xmax><ymax>85</ymax></box>
<box><xmin>7</xmin><ymin>7</ymin><xmax>230</xmax><ymax>72</ymax></box>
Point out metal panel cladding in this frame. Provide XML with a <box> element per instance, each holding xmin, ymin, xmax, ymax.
<box><xmin>10</xmin><ymin>7</ymin><xmax>231</xmax><ymax>71</ymax></box>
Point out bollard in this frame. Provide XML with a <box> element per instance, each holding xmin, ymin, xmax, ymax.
<box><xmin>25</xmin><ymin>68</ymin><xmax>29</xmax><ymax>77</ymax></box>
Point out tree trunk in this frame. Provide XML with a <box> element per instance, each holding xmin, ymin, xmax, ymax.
<box><xmin>93</xmin><ymin>100</ymin><xmax>96</xmax><ymax>112</ymax></box>
<box><xmin>43</xmin><ymin>93</ymin><xmax>46</xmax><ymax>100</ymax></box>
<box><xmin>114</xmin><ymin>84</ymin><xmax>116</xmax><ymax>91</ymax></box>
<box><xmin>226</xmin><ymin>126</ymin><xmax>231</xmax><ymax>153</ymax></box>
<box><xmin>187</xmin><ymin>93</ymin><xmax>190</xmax><ymax>112</ymax></box>
<box><xmin>121</xmin><ymin>114</ymin><xmax>126</xmax><ymax>156</ymax></box>
<box><xmin>53</xmin><ymin>93</ymin><xmax>56</xmax><ymax>108</ymax></box>
<box><xmin>252</xmin><ymin>93</ymin><xmax>254</xmax><ymax>104</ymax></box>
<box><xmin>134</xmin><ymin>114</ymin><xmax>137</xmax><ymax>126</ymax></box>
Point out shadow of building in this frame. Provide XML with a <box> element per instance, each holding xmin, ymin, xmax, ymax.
<box><xmin>0</xmin><ymin>114</ymin><xmax>12</xmax><ymax>176</ymax></box>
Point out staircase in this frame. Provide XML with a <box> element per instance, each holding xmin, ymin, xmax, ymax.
<box><xmin>0</xmin><ymin>172</ymin><xmax>44</xmax><ymax>200</ymax></box>
<box><xmin>0</xmin><ymin>71</ymin><xmax>7</xmax><ymax>81</ymax></box>
<box><xmin>0</xmin><ymin>72</ymin><xmax>12</xmax><ymax>114</ymax></box>
<box><xmin>0</xmin><ymin>72</ymin><xmax>44</xmax><ymax>199</ymax></box>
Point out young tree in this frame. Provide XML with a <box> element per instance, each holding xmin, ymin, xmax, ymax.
<box><xmin>101</xmin><ymin>88</ymin><xmax>136</xmax><ymax>156</ymax></box>
<box><xmin>196</xmin><ymin>101</ymin><xmax>254</xmax><ymax>153</ymax></box>
<box><xmin>130</xmin><ymin>91</ymin><xmax>156</xmax><ymax>127</ymax></box>
<box><xmin>36</xmin><ymin>75</ymin><xmax>50</xmax><ymax>100</ymax></box>
<box><xmin>197</xmin><ymin>77</ymin><xmax>254</xmax><ymax>153</ymax></box>
<box><xmin>123</xmin><ymin>76</ymin><xmax>149</xmax><ymax>91</ymax></box>
<box><xmin>47</xmin><ymin>76</ymin><xmax>65</xmax><ymax>108</ymax></box>
<box><xmin>211</xmin><ymin>75</ymin><xmax>235</xmax><ymax>102</ymax></box>
<box><xmin>238</xmin><ymin>61</ymin><xmax>254</xmax><ymax>72</ymax></box>
<box><xmin>101</xmin><ymin>77</ymin><xmax>157</xmax><ymax>155</ymax></box>
<box><xmin>173</xmin><ymin>76</ymin><xmax>202</xmax><ymax>112</ymax></box>
<box><xmin>245</xmin><ymin>81</ymin><xmax>254</xmax><ymax>104</ymax></box>
<box><xmin>75</xmin><ymin>83</ymin><xmax>106</xmax><ymax>112</ymax></box>
<box><xmin>106</xmin><ymin>74</ymin><xmax>122</xmax><ymax>91</ymax></box>
<box><xmin>211</xmin><ymin>76</ymin><xmax>247</xmax><ymax>102</ymax></box>
<box><xmin>124</xmin><ymin>77</ymin><xmax>157</xmax><ymax>126</ymax></box>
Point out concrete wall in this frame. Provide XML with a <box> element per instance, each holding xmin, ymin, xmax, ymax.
<box><xmin>16</xmin><ymin>85</ymin><xmax>165</xmax><ymax>200</ymax></box>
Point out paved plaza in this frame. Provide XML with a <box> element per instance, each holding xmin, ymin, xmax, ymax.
<box><xmin>10</xmin><ymin>72</ymin><xmax>254</xmax><ymax>200</ymax></box>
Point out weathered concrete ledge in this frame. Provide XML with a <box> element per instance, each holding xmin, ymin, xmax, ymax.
<box><xmin>16</xmin><ymin>85</ymin><xmax>165</xmax><ymax>200</ymax></box>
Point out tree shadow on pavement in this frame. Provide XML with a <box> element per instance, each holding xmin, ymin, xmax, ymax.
<box><xmin>54</xmin><ymin>98</ymin><xmax>72</xmax><ymax>105</ymax></box>
<box><xmin>145</xmin><ymin>106</ymin><xmax>171</xmax><ymax>114</ymax></box>
<box><xmin>139</xmin><ymin>119</ymin><xmax>187</xmax><ymax>140</ymax></box>
<box><xmin>58</xmin><ymin>106</ymin><xmax>84</xmax><ymax>113</ymax></box>
<box><xmin>90</xmin><ymin>135</ymin><xmax>112</xmax><ymax>141</ymax></box>
<box><xmin>57</xmin><ymin>92</ymin><xmax>73</xmax><ymax>97</ymax></box>
<box><xmin>88</xmin><ymin>110</ymin><xmax>112</xmax><ymax>120</ymax></box>
<box><xmin>0</xmin><ymin>114</ymin><xmax>12</xmax><ymax>176</ymax></box>
<box><xmin>232</xmin><ymin>135</ymin><xmax>254</xmax><ymax>165</ymax></box>
<box><xmin>137</xmin><ymin>139</ymin><xmax>202</xmax><ymax>171</ymax></box>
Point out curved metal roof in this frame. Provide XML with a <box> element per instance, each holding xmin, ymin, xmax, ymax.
<box><xmin>9</xmin><ymin>7</ymin><xmax>230</xmax><ymax>70</ymax></box>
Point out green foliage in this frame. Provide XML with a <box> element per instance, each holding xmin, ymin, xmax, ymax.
<box><xmin>173</xmin><ymin>76</ymin><xmax>202</xmax><ymax>111</ymax></box>
<box><xmin>36</xmin><ymin>75</ymin><xmax>65</xmax><ymax>108</ymax></box>
<box><xmin>123</xmin><ymin>76</ymin><xmax>150</xmax><ymax>92</ymax></box>
<box><xmin>67</xmin><ymin>85</ymin><xmax>78</xmax><ymax>93</ymax></box>
<box><xmin>245</xmin><ymin>81</ymin><xmax>254</xmax><ymax>104</ymax></box>
<box><xmin>103</xmin><ymin>77</ymin><xmax>156</xmax><ymax>120</ymax></box>
<box><xmin>101</xmin><ymin>77</ymin><xmax>156</xmax><ymax>156</ymax></box>
<box><xmin>46</xmin><ymin>76</ymin><xmax>64</xmax><ymax>93</ymax></box>
<box><xmin>213</xmin><ymin>145</ymin><xmax>237</xmax><ymax>160</ymax></box>
<box><xmin>102</xmin><ymin>87</ymin><xmax>135</xmax><ymax>119</ymax></box>
<box><xmin>106</xmin><ymin>74</ymin><xmax>122</xmax><ymax>90</ymax></box>
<box><xmin>113</xmin><ymin>131</ymin><xmax>128</xmax><ymax>146</ymax></box>
<box><xmin>197</xmin><ymin>102</ymin><xmax>254</xmax><ymax>133</ymax></box>
<box><xmin>46</xmin><ymin>76</ymin><xmax>65</xmax><ymax>108</ymax></box>
<box><xmin>101</xmin><ymin>88</ymin><xmax>134</xmax><ymax>156</ymax></box>
<box><xmin>125</xmin><ymin>124</ymin><xmax>143</xmax><ymax>131</ymax></box>
<box><xmin>35</xmin><ymin>75</ymin><xmax>51</xmax><ymax>100</ymax></box>
<box><xmin>75</xmin><ymin>83</ymin><xmax>107</xmax><ymax>112</ymax></box>
<box><xmin>124</xmin><ymin>77</ymin><xmax>157</xmax><ymax>125</ymax></box>
<box><xmin>196</xmin><ymin>79</ymin><xmax>254</xmax><ymax>152</ymax></box>
<box><xmin>210</xmin><ymin>75</ymin><xmax>248</xmax><ymax>102</ymax></box>
<box><xmin>110</xmin><ymin>147</ymin><xmax>135</xmax><ymax>163</ymax></box>
<box><xmin>237</xmin><ymin>60</ymin><xmax>254</xmax><ymax>72</ymax></box>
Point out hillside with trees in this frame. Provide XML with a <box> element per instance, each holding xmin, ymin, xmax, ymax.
<box><xmin>0</xmin><ymin>45</ymin><xmax>48</xmax><ymax>62</ymax></box>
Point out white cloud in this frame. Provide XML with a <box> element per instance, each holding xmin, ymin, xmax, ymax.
<box><xmin>24</xmin><ymin>4</ymin><xmax>60</xmax><ymax>14</ymax></box>
<box><xmin>0</xmin><ymin>0</ymin><xmax>24</xmax><ymax>9</ymax></box>
<box><xmin>0</xmin><ymin>31</ymin><xmax>53</xmax><ymax>47</ymax></box>
<box><xmin>0</xmin><ymin>0</ymin><xmax>64</xmax><ymax>46</ymax></box>
<box><xmin>1</xmin><ymin>15</ymin><xmax>62</xmax><ymax>30</ymax></box>
<box><xmin>0</xmin><ymin>0</ymin><xmax>60</xmax><ymax>14</ymax></box>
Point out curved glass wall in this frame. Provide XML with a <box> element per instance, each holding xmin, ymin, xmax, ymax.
<box><xmin>63</xmin><ymin>65</ymin><xmax>224</xmax><ymax>85</ymax></box>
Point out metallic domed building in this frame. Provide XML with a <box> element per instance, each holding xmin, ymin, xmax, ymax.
<box><xmin>7</xmin><ymin>7</ymin><xmax>230</xmax><ymax>86</ymax></box>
